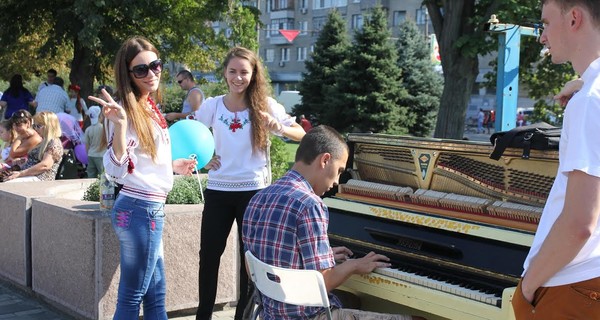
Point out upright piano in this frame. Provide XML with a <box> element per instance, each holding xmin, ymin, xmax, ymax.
<box><xmin>326</xmin><ymin>133</ymin><xmax>558</xmax><ymax>320</ymax></box>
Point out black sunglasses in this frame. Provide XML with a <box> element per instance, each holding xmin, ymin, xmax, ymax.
<box><xmin>129</xmin><ymin>59</ymin><xmax>163</xmax><ymax>79</ymax></box>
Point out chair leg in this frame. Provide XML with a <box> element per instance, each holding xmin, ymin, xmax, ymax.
<box><xmin>251</xmin><ymin>303</ymin><xmax>262</xmax><ymax>320</ymax></box>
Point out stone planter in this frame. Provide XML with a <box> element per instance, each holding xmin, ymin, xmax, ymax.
<box><xmin>1</xmin><ymin>179</ymin><xmax>239</xmax><ymax>319</ymax></box>
<box><xmin>0</xmin><ymin>179</ymin><xmax>95</xmax><ymax>288</ymax></box>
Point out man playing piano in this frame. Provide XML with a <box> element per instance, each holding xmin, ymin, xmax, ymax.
<box><xmin>512</xmin><ymin>0</ymin><xmax>600</xmax><ymax>319</ymax></box>
<box><xmin>243</xmin><ymin>125</ymin><xmax>424</xmax><ymax>320</ymax></box>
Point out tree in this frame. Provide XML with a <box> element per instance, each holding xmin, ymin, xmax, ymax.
<box><xmin>295</xmin><ymin>10</ymin><xmax>350</xmax><ymax>122</ymax></box>
<box><xmin>396</xmin><ymin>20</ymin><xmax>443</xmax><ymax>137</ymax></box>
<box><xmin>326</xmin><ymin>6</ymin><xmax>408</xmax><ymax>134</ymax></box>
<box><xmin>424</xmin><ymin>0</ymin><xmax>541</xmax><ymax>138</ymax></box>
<box><xmin>0</xmin><ymin>0</ymin><xmax>234</xmax><ymax>101</ymax></box>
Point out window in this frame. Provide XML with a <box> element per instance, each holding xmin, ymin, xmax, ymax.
<box><xmin>265</xmin><ymin>49</ymin><xmax>275</xmax><ymax>62</ymax></box>
<box><xmin>352</xmin><ymin>14</ymin><xmax>363</xmax><ymax>30</ymax></box>
<box><xmin>416</xmin><ymin>8</ymin><xmax>428</xmax><ymax>25</ymax></box>
<box><xmin>270</xmin><ymin>18</ymin><xmax>295</xmax><ymax>36</ymax></box>
<box><xmin>297</xmin><ymin>47</ymin><xmax>308</xmax><ymax>61</ymax></box>
<box><xmin>281</xmin><ymin>48</ymin><xmax>290</xmax><ymax>61</ymax></box>
<box><xmin>393</xmin><ymin>11</ymin><xmax>406</xmax><ymax>26</ymax></box>
<box><xmin>270</xmin><ymin>0</ymin><xmax>292</xmax><ymax>10</ymax></box>
<box><xmin>313</xmin><ymin>16</ymin><xmax>328</xmax><ymax>33</ymax></box>
<box><xmin>314</xmin><ymin>0</ymin><xmax>347</xmax><ymax>9</ymax></box>
<box><xmin>299</xmin><ymin>21</ymin><xmax>308</xmax><ymax>35</ymax></box>
<box><xmin>299</xmin><ymin>0</ymin><xmax>307</xmax><ymax>9</ymax></box>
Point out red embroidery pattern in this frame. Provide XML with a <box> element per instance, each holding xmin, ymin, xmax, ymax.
<box><xmin>147</xmin><ymin>97</ymin><xmax>167</xmax><ymax>129</ymax></box>
<box><xmin>218</xmin><ymin>112</ymin><xmax>250</xmax><ymax>132</ymax></box>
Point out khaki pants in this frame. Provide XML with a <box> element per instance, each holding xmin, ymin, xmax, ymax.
<box><xmin>311</xmin><ymin>308</ymin><xmax>411</xmax><ymax>320</ymax></box>
<box><xmin>512</xmin><ymin>277</ymin><xmax>600</xmax><ymax>319</ymax></box>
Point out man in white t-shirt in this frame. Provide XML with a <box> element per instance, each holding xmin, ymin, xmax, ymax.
<box><xmin>512</xmin><ymin>1</ymin><xmax>600</xmax><ymax>319</ymax></box>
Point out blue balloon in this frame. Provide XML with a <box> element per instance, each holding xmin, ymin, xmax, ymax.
<box><xmin>169</xmin><ymin>120</ymin><xmax>215</xmax><ymax>169</ymax></box>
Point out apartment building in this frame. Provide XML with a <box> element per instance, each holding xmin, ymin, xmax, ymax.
<box><xmin>237</xmin><ymin>1</ymin><xmax>534</xmax><ymax>119</ymax></box>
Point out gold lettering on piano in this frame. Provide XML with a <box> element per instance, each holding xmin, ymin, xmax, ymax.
<box><xmin>359</xmin><ymin>274</ymin><xmax>409</xmax><ymax>288</ymax></box>
<box><xmin>369</xmin><ymin>206</ymin><xmax>481</xmax><ymax>234</ymax></box>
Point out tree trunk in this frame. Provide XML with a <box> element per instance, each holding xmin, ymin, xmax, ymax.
<box><xmin>426</xmin><ymin>1</ymin><xmax>480</xmax><ymax>139</ymax></box>
<box><xmin>433</xmin><ymin>57</ymin><xmax>478</xmax><ymax>139</ymax></box>
<box><xmin>69</xmin><ymin>38</ymin><xmax>97</xmax><ymax>107</ymax></box>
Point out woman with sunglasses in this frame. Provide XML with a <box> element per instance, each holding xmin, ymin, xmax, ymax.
<box><xmin>4</xmin><ymin>111</ymin><xmax>63</xmax><ymax>182</ymax></box>
<box><xmin>8</xmin><ymin>109</ymin><xmax>42</xmax><ymax>163</ymax></box>
<box><xmin>193</xmin><ymin>47</ymin><xmax>305</xmax><ymax>320</ymax></box>
<box><xmin>88</xmin><ymin>36</ymin><xmax>196</xmax><ymax>320</ymax></box>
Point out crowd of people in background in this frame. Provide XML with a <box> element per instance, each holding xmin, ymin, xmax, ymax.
<box><xmin>0</xmin><ymin>68</ymin><xmax>115</xmax><ymax>181</ymax></box>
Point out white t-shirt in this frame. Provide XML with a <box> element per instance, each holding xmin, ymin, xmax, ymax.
<box><xmin>194</xmin><ymin>95</ymin><xmax>295</xmax><ymax>191</ymax></box>
<box><xmin>523</xmin><ymin>57</ymin><xmax>600</xmax><ymax>286</ymax></box>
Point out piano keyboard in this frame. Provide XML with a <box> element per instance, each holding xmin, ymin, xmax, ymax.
<box><xmin>373</xmin><ymin>266</ymin><xmax>501</xmax><ymax>306</ymax></box>
<box><xmin>342</xmin><ymin>246</ymin><xmax>504</xmax><ymax>308</ymax></box>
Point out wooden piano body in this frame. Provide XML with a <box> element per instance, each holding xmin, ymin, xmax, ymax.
<box><xmin>326</xmin><ymin>133</ymin><xmax>559</xmax><ymax>320</ymax></box>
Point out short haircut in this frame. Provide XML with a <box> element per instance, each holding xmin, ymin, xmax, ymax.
<box><xmin>295</xmin><ymin>125</ymin><xmax>348</xmax><ymax>165</ymax></box>
<box><xmin>54</xmin><ymin>77</ymin><xmax>64</xmax><ymax>88</ymax></box>
<box><xmin>47</xmin><ymin>69</ymin><xmax>57</xmax><ymax>76</ymax></box>
<box><xmin>542</xmin><ymin>0</ymin><xmax>600</xmax><ymax>26</ymax></box>
<box><xmin>177</xmin><ymin>70</ymin><xmax>194</xmax><ymax>81</ymax></box>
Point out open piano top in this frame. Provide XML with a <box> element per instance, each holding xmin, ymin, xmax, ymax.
<box><xmin>326</xmin><ymin>133</ymin><xmax>558</xmax><ymax>320</ymax></box>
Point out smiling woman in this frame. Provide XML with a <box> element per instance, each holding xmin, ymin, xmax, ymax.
<box><xmin>86</xmin><ymin>36</ymin><xmax>197</xmax><ymax>320</ymax></box>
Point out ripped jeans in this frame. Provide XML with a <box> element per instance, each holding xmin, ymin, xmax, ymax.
<box><xmin>111</xmin><ymin>195</ymin><xmax>167</xmax><ymax>320</ymax></box>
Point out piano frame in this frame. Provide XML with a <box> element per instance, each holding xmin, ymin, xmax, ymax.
<box><xmin>326</xmin><ymin>133</ymin><xmax>555</xmax><ymax>320</ymax></box>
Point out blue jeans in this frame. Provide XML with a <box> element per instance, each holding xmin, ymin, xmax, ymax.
<box><xmin>111</xmin><ymin>195</ymin><xmax>167</xmax><ymax>320</ymax></box>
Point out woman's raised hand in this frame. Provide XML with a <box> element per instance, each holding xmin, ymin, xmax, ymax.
<box><xmin>88</xmin><ymin>89</ymin><xmax>127</xmax><ymax>124</ymax></box>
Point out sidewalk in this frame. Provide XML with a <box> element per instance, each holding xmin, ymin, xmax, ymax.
<box><xmin>0</xmin><ymin>280</ymin><xmax>235</xmax><ymax>320</ymax></box>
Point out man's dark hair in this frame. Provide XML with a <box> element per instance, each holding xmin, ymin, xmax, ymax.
<box><xmin>177</xmin><ymin>70</ymin><xmax>194</xmax><ymax>81</ymax></box>
<box><xmin>47</xmin><ymin>69</ymin><xmax>57</xmax><ymax>76</ymax></box>
<box><xmin>542</xmin><ymin>0</ymin><xmax>600</xmax><ymax>26</ymax></box>
<box><xmin>295</xmin><ymin>125</ymin><xmax>348</xmax><ymax>165</ymax></box>
<box><xmin>54</xmin><ymin>77</ymin><xmax>64</xmax><ymax>88</ymax></box>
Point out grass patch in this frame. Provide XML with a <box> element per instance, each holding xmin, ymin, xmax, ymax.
<box><xmin>285</xmin><ymin>141</ymin><xmax>299</xmax><ymax>169</ymax></box>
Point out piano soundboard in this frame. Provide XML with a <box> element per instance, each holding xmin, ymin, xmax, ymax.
<box><xmin>326</xmin><ymin>133</ymin><xmax>558</xmax><ymax>320</ymax></box>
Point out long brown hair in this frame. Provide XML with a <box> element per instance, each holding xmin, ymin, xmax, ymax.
<box><xmin>112</xmin><ymin>36</ymin><xmax>162</xmax><ymax>160</ymax></box>
<box><xmin>223</xmin><ymin>47</ymin><xmax>271</xmax><ymax>153</ymax></box>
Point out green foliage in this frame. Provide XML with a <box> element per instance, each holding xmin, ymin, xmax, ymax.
<box><xmin>270</xmin><ymin>136</ymin><xmax>291</xmax><ymax>181</ymax></box>
<box><xmin>396</xmin><ymin>20</ymin><xmax>443</xmax><ymax>137</ymax></box>
<box><xmin>327</xmin><ymin>6</ymin><xmax>408</xmax><ymax>134</ymax></box>
<box><xmin>166</xmin><ymin>175</ymin><xmax>206</xmax><ymax>205</ymax></box>
<box><xmin>83</xmin><ymin>179</ymin><xmax>100</xmax><ymax>202</ymax></box>
<box><xmin>296</xmin><ymin>9</ymin><xmax>350</xmax><ymax>121</ymax></box>
<box><xmin>161</xmin><ymin>85</ymin><xmax>186</xmax><ymax>116</ymax></box>
<box><xmin>82</xmin><ymin>175</ymin><xmax>207</xmax><ymax>204</ymax></box>
<box><xmin>0</xmin><ymin>0</ymin><xmax>257</xmax><ymax>103</ymax></box>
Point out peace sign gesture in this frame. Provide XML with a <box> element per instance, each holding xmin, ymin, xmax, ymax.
<box><xmin>88</xmin><ymin>89</ymin><xmax>127</xmax><ymax>125</ymax></box>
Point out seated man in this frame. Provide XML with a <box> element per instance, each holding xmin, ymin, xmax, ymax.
<box><xmin>242</xmin><ymin>125</ymin><xmax>424</xmax><ymax>320</ymax></box>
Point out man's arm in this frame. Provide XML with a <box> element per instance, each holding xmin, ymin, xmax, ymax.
<box><xmin>188</xmin><ymin>89</ymin><xmax>203</xmax><ymax>112</ymax></box>
<box><xmin>521</xmin><ymin>170</ymin><xmax>600</xmax><ymax>301</ymax></box>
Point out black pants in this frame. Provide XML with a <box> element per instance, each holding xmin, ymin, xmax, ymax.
<box><xmin>196</xmin><ymin>189</ymin><xmax>258</xmax><ymax>320</ymax></box>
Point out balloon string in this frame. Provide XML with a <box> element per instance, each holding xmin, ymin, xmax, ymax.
<box><xmin>196</xmin><ymin>173</ymin><xmax>204</xmax><ymax>203</ymax></box>
<box><xmin>189</xmin><ymin>154</ymin><xmax>205</xmax><ymax>203</ymax></box>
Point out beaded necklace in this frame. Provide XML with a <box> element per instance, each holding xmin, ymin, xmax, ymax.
<box><xmin>147</xmin><ymin>97</ymin><xmax>167</xmax><ymax>129</ymax></box>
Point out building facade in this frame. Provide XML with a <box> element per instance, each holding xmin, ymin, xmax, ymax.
<box><xmin>238</xmin><ymin>0</ymin><xmax>534</xmax><ymax>123</ymax></box>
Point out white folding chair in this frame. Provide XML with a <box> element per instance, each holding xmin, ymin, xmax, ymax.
<box><xmin>245</xmin><ymin>250</ymin><xmax>333</xmax><ymax>320</ymax></box>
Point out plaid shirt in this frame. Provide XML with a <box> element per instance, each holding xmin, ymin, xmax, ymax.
<box><xmin>243</xmin><ymin>170</ymin><xmax>341</xmax><ymax>320</ymax></box>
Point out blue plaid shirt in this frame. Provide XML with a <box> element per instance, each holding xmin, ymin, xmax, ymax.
<box><xmin>242</xmin><ymin>170</ymin><xmax>342</xmax><ymax>319</ymax></box>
